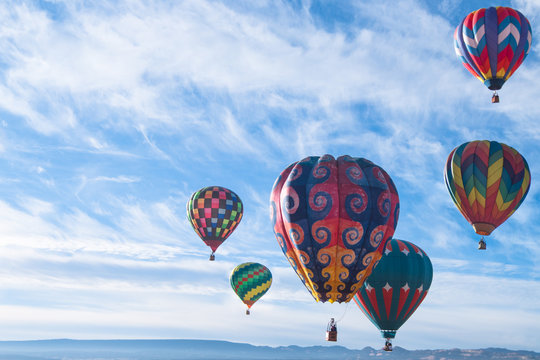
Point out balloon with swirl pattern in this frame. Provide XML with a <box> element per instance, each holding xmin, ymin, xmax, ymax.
<box><xmin>269</xmin><ymin>155</ymin><xmax>400</xmax><ymax>304</ymax></box>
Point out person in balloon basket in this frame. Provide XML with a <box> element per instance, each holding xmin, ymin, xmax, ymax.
<box><xmin>326</xmin><ymin>318</ymin><xmax>337</xmax><ymax>341</ymax></box>
<box><xmin>329</xmin><ymin>318</ymin><xmax>337</xmax><ymax>332</ymax></box>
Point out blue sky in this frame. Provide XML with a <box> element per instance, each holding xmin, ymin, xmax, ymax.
<box><xmin>0</xmin><ymin>0</ymin><xmax>538</xmax><ymax>352</ymax></box>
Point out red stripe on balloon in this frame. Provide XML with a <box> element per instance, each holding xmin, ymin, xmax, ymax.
<box><xmin>396</xmin><ymin>286</ymin><xmax>410</xmax><ymax>320</ymax></box>
<box><xmin>383</xmin><ymin>285</ymin><xmax>393</xmax><ymax>320</ymax></box>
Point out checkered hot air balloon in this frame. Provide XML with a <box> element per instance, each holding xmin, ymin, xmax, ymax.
<box><xmin>269</xmin><ymin>155</ymin><xmax>400</xmax><ymax>304</ymax></box>
<box><xmin>230</xmin><ymin>262</ymin><xmax>272</xmax><ymax>315</ymax></box>
<box><xmin>353</xmin><ymin>239</ymin><xmax>433</xmax><ymax>352</ymax></box>
<box><xmin>454</xmin><ymin>6</ymin><xmax>532</xmax><ymax>103</ymax></box>
<box><xmin>187</xmin><ymin>186</ymin><xmax>243</xmax><ymax>260</ymax></box>
<box><xmin>445</xmin><ymin>140</ymin><xmax>531</xmax><ymax>249</ymax></box>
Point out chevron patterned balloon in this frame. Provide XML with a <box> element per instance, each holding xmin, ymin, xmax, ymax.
<box><xmin>454</xmin><ymin>7</ymin><xmax>532</xmax><ymax>95</ymax></box>
<box><xmin>353</xmin><ymin>239</ymin><xmax>432</xmax><ymax>347</ymax></box>
<box><xmin>445</xmin><ymin>140</ymin><xmax>530</xmax><ymax>239</ymax></box>
<box><xmin>230</xmin><ymin>262</ymin><xmax>272</xmax><ymax>314</ymax></box>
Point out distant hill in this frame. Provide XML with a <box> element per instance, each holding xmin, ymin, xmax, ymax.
<box><xmin>0</xmin><ymin>339</ymin><xmax>536</xmax><ymax>360</ymax></box>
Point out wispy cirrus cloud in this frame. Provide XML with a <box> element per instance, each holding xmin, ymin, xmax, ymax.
<box><xmin>0</xmin><ymin>0</ymin><xmax>537</xmax><ymax>351</ymax></box>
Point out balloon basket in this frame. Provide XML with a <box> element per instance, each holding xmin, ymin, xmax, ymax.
<box><xmin>246</xmin><ymin>309</ymin><xmax>250</xmax><ymax>315</ymax></box>
<box><xmin>326</xmin><ymin>330</ymin><xmax>337</xmax><ymax>342</ymax></box>
<box><xmin>209</xmin><ymin>253</ymin><xmax>215</xmax><ymax>261</ymax></box>
<box><xmin>478</xmin><ymin>238</ymin><xmax>486</xmax><ymax>250</ymax></box>
<box><xmin>383</xmin><ymin>339</ymin><xmax>393</xmax><ymax>352</ymax></box>
<box><xmin>492</xmin><ymin>93</ymin><xmax>499</xmax><ymax>103</ymax></box>
<box><xmin>326</xmin><ymin>318</ymin><xmax>337</xmax><ymax>341</ymax></box>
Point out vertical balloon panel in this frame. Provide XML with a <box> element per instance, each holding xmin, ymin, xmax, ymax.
<box><xmin>270</xmin><ymin>161</ymin><xmax>319</xmax><ymax>300</ymax></box>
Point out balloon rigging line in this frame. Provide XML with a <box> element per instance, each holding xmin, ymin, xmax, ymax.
<box><xmin>335</xmin><ymin>301</ymin><xmax>351</xmax><ymax>324</ymax></box>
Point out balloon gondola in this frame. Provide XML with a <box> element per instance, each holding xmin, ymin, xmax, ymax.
<box><xmin>326</xmin><ymin>318</ymin><xmax>338</xmax><ymax>342</ymax></box>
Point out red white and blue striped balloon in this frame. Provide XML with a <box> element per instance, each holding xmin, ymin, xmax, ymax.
<box><xmin>454</xmin><ymin>7</ymin><xmax>532</xmax><ymax>92</ymax></box>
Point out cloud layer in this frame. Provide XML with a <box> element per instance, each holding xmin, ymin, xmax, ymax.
<box><xmin>0</xmin><ymin>0</ymin><xmax>537</xmax><ymax>351</ymax></box>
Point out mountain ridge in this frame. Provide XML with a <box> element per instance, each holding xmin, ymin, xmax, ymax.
<box><xmin>0</xmin><ymin>339</ymin><xmax>536</xmax><ymax>360</ymax></box>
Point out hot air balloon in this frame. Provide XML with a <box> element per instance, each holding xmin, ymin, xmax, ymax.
<box><xmin>269</xmin><ymin>155</ymin><xmax>400</xmax><ymax>305</ymax></box>
<box><xmin>187</xmin><ymin>186</ymin><xmax>243</xmax><ymax>260</ymax></box>
<box><xmin>454</xmin><ymin>6</ymin><xmax>532</xmax><ymax>103</ymax></box>
<box><xmin>353</xmin><ymin>239</ymin><xmax>433</xmax><ymax>352</ymax></box>
<box><xmin>445</xmin><ymin>140</ymin><xmax>530</xmax><ymax>249</ymax></box>
<box><xmin>230</xmin><ymin>262</ymin><xmax>272</xmax><ymax>315</ymax></box>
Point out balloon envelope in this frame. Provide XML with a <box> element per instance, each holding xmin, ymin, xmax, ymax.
<box><xmin>445</xmin><ymin>140</ymin><xmax>530</xmax><ymax>236</ymax></box>
<box><xmin>230</xmin><ymin>262</ymin><xmax>272</xmax><ymax>310</ymax></box>
<box><xmin>187</xmin><ymin>186</ymin><xmax>243</xmax><ymax>253</ymax></box>
<box><xmin>270</xmin><ymin>155</ymin><xmax>399</xmax><ymax>303</ymax></box>
<box><xmin>454</xmin><ymin>6</ymin><xmax>532</xmax><ymax>91</ymax></box>
<box><xmin>353</xmin><ymin>239</ymin><xmax>433</xmax><ymax>339</ymax></box>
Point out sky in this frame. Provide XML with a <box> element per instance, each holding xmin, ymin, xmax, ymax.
<box><xmin>0</xmin><ymin>0</ymin><xmax>538</xmax><ymax>352</ymax></box>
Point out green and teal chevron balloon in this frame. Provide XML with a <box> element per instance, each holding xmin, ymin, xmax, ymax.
<box><xmin>230</xmin><ymin>262</ymin><xmax>272</xmax><ymax>315</ymax></box>
<box><xmin>353</xmin><ymin>239</ymin><xmax>432</xmax><ymax>347</ymax></box>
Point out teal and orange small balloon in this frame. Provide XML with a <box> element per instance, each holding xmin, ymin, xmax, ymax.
<box><xmin>353</xmin><ymin>239</ymin><xmax>433</xmax><ymax>351</ymax></box>
<box><xmin>230</xmin><ymin>262</ymin><xmax>272</xmax><ymax>315</ymax></box>
<box><xmin>187</xmin><ymin>186</ymin><xmax>243</xmax><ymax>260</ymax></box>
<box><xmin>444</xmin><ymin>140</ymin><xmax>530</xmax><ymax>249</ymax></box>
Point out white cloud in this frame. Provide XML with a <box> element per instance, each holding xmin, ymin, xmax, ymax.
<box><xmin>0</xmin><ymin>0</ymin><xmax>537</xmax><ymax>351</ymax></box>
<box><xmin>92</xmin><ymin>175</ymin><xmax>140</xmax><ymax>183</ymax></box>
<box><xmin>0</xmin><ymin>0</ymin><xmax>464</xmax><ymax>133</ymax></box>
